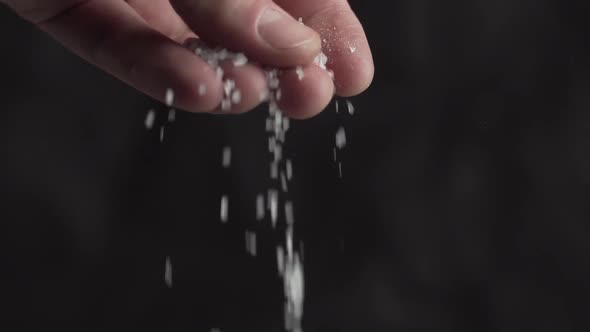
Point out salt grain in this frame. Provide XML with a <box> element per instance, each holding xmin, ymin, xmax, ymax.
<box><xmin>198</xmin><ymin>84</ymin><xmax>207</xmax><ymax>96</ymax></box>
<box><xmin>167</xmin><ymin>109</ymin><xmax>176</xmax><ymax>123</ymax></box>
<box><xmin>268</xmin><ymin>189</ymin><xmax>278</xmax><ymax>227</ymax></box>
<box><xmin>245</xmin><ymin>231</ymin><xmax>257</xmax><ymax>257</ymax></box>
<box><xmin>220</xmin><ymin>195</ymin><xmax>229</xmax><ymax>223</ymax></box>
<box><xmin>222</xmin><ymin>146</ymin><xmax>231</xmax><ymax>168</ymax></box>
<box><xmin>144</xmin><ymin>109</ymin><xmax>155</xmax><ymax>129</ymax></box>
<box><xmin>233</xmin><ymin>53</ymin><xmax>248</xmax><ymax>67</ymax></box>
<box><xmin>231</xmin><ymin>89</ymin><xmax>242</xmax><ymax>104</ymax></box>
<box><xmin>346</xmin><ymin>100</ymin><xmax>355</xmax><ymax>115</ymax></box>
<box><xmin>165</xmin><ymin>88</ymin><xmax>174</xmax><ymax>106</ymax></box>
<box><xmin>296</xmin><ymin>66</ymin><xmax>304</xmax><ymax>81</ymax></box>
<box><xmin>164</xmin><ymin>256</ymin><xmax>172</xmax><ymax>288</ymax></box>
<box><xmin>335</xmin><ymin>126</ymin><xmax>347</xmax><ymax>149</ymax></box>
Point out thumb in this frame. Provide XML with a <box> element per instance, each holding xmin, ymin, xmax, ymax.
<box><xmin>170</xmin><ymin>0</ymin><xmax>321</xmax><ymax>67</ymax></box>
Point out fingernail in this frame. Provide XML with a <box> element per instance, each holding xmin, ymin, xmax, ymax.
<box><xmin>258</xmin><ymin>7</ymin><xmax>316</xmax><ymax>50</ymax></box>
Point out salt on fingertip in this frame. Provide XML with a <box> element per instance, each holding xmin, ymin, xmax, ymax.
<box><xmin>198</xmin><ymin>84</ymin><xmax>207</xmax><ymax>96</ymax></box>
<box><xmin>295</xmin><ymin>66</ymin><xmax>304</xmax><ymax>81</ymax></box>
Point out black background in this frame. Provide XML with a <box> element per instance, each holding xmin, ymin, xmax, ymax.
<box><xmin>1</xmin><ymin>1</ymin><xmax>590</xmax><ymax>331</ymax></box>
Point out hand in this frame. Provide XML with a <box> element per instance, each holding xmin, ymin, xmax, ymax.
<box><xmin>3</xmin><ymin>0</ymin><xmax>374</xmax><ymax>118</ymax></box>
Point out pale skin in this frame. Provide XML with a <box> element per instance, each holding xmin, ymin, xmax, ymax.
<box><xmin>2</xmin><ymin>0</ymin><xmax>374</xmax><ymax>118</ymax></box>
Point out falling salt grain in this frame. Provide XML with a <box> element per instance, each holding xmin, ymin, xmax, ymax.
<box><xmin>159</xmin><ymin>126</ymin><xmax>165</xmax><ymax>142</ymax></box>
<box><xmin>268</xmin><ymin>190</ymin><xmax>278</xmax><ymax>227</ymax></box>
<box><xmin>298</xmin><ymin>17</ymin><xmax>303</xmax><ymax>24</ymax></box>
<box><xmin>165</xmin><ymin>88</ymin><xmax>174</xmax><ymax>107</ymax></box>
<box><xmin>220</xmin><ymin>195</ymin><xmax>229</xmax><ymax>223</ymax></box>
<box><xmin>277</xmin><ymin>246</ymin><xmax>285</xmax><ymax>275</ymax></box>
<box><xmin>335</xmin><ymin>126</ymin><xmax>347</xmax><ymax>149</ymax></box>
<box><xmin>164</xmin><ymin>256</ymin><xmax>172</xmax><ymax>288</ymax></box>
<box><xmin>245</xmin><ymin>231</ymin><xmax>257</xmax><ymax>257</ymax></box>
<box><xmin>222</xmin><ymin>146</ymin><xmax>231</xmax><ymax>168</ymax></box>
<box><xmin>346</xmin><ymin>100</ymin><xmax>355</xmax><ymax>115</ymax></box>
<box><xmin>335</xmin><ymin>100</ymin><xmax>339</xmax><ymax>113</ymax></box>
<box><xmin>144</xmin><ymin>109</ymin><xmax>155</xmax><ymax>129</ymax></box>
<box><xmin>167</xmin><ymin>109</ymin><xmax>176</xmax><ymax>123</ymax></box>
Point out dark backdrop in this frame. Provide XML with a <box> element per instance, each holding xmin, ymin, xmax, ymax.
<box><xmin>1</xmin><ymin>1</ymin><xmax>590</xmax><ymax>331</ymax></box>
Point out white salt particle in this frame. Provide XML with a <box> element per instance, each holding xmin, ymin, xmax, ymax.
<box><xmin>335</xmin><ymin>100</ymin><xmax>339</xmax><ymax>113</ymax></box>
<box><xmin>268</xmin><ymin>190</ymin><xmax>278</xmax><ymax>227</ymax></box>
<box><xmin>333</xmin><ymin>148</ymin><xmax>338</xmax><ymax>161</ymax></box>
<box><xmin>167</xmin><ymin>109</ymin><xmax>176</xmax><ymax>123</ymax></box>
<box><xmin>216</xmin><ymin>67</ymin><xmax>224</xmax><ymax>79</ymax></box>
<box><xmin>346</xmin><ymin>100</ymin><xmax>355</xmax><ymax>115</ymax></box>
<box><xmin>159</xmin><ymin>126</ymin><xmax>165</xmax><ymax>142</ymax></box>
<box><xmin>245</xmin><ymin>231</ymin><xmax>257</xmax><ymax>257</ymax></box>
<box><xmin>222</xmin><ymin>146</ymin><xmax>231</xmax><ymax>168</ymax></box>
<box><xmin>144</xmin><ymin>109</ymin><xmax>155</xmax><ymax>129</ymax></box>
<box><xmin>277</xmin><ymin>246</ymin><xmax>285</xmax><ymax>275</ymax></box>
<box><xmin>223</xmin><ymin>79</ymin><xmax>235</xmax><ymax>96</ymax></box>
<box><xmin>221</xmin><ymin>99</ymin><xmax>232</xmax><ymax>112</ymax></box>
<box><xmin>295</xmin><ymin>66</ymin><xmax>304</xmax><ymax>80</ymax></box>
<box><xmin>198</xmin><ymin>84</ymin><xmax>207</xmax><ymax>96</ymax></box>
<box><xmin>335</xmin><ymin>126</ymin><xmax>347</xmax><ymax>149</ymax></box>
<box><xmin>233</xmin><ymin>53</ymin><xmax>248</xmax><ymax>66</ymax></box>
<box><xmin>164</xmin><ymin>256</ymin><xmax>172</xmax><ymax>288</ymax></box>
<box><xmin>349</xmin><ymin>45</ymin><xmax>357</xmax><ymax>54</ymax></box>
<box><xmin>231</xmin><ymin>89</ymin><xmax>242</xmax><ymax>104</ymax></box>
<box><xmin>220</xmin><ymin>195</ymin><xmax>229</xmax><ymax>223</ymax></box>
<box><xmin>165</xmin><ymin>88</ymin><xmax>174</xmax><ymax>106</ymax></box>
<box><xmin>338</xmin><ymin>162</ymin><xmax>343</xmax><ymax>178</ymax></box>
<box><xmin>274</xmin><ymin>144</ymin><xmax>282</xmax><ymax>162</ymax></box>
<box><xmin>298</xmin><ymin>17</ymin><xmax>303</xmax><ymax>24</ymax></box>
<box><xmin>256</xmin><ymin>194</ymin><xmax>265</xmax><ymax>221</ymax></box>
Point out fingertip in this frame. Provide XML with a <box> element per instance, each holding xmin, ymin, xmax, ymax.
<box><xmin>279</xmin><ymin>65</ymin><xmax>335</xmax><ymax>119</ymax></box>
<box><xmin>332</xmin><ymin>48</ymin><xmax>375</xmax><ymax>97</ymax></box>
